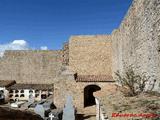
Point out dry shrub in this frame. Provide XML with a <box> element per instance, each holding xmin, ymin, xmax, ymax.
<box><xmin>115</xmin><ymin>66</ymin><xmax>150</xmax><ymax>96</ymax></box>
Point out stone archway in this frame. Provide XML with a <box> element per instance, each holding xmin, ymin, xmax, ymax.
<box><xmin>84</xmin><ymin>85</ymin><xmax>101</xmax><ymax>107</ymax></box>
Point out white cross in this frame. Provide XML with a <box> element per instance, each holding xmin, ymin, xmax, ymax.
<box><xmin>49</xmin><ymin>113</ymin><xmax>55</xmax><ymax>120</ymax></box>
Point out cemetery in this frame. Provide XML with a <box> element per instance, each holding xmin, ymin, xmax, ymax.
<box><xmin>8</xmin><ymin>83</ymin><xmax>53</xmax><ymax>102</ymax></box>
<box><xmin>0</xmin><ymin>0</ymin><xmax>159</xmax><ymax>119</ymax></box>
<box><xmin>0</xmin><ymin>80</ymin><xmax>16</xmax><ymax>104</ymax></box>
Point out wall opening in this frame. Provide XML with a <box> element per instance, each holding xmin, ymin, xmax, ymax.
<box><xmin>84</xmin><ymin>85</ymin><xmax>101</xmax><ymax>107</ymax></box>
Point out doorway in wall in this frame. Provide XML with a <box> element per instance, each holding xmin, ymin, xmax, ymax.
<box><xmin>84</xmin><ymin>85</ymin><xmax>101</xmax><ymax>107</ymax></box>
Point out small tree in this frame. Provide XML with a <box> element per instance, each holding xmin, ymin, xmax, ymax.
<box><xmin>115</xmin><ymin>66</ymin><xmax>149</xmax><ymax>96</ymax></box>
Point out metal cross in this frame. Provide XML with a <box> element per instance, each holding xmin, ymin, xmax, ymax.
<box><xmin>49</xmin><ymin>113</ymin><xmax>55</xmax><ymax>120</ymax></box>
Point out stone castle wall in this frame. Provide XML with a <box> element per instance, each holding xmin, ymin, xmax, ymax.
<box><xmin>0</xmin><ymin>0</ymin><xmax>159</xmax><ymax>109</ymax></box>
<box><xmin>53</xmin><ymin>75</ymin><xmax>114</xmax><ymax>110</ymax></box>
<box><xmin>69</xmin><ymin>35</ymin><xmax>112</xmax><ymax>77</ymax></box>
<box><xmin>0</xmin><ymin>50</ymin><xmax>63</xmax><ymax>84</ymax></box>
<box><xmin>111</xmin><ymin>0</ymin><xmax>160</xmax><ymax>90</ymax></box>
<box><xmin>62</xmin><ymin>42</ymin><xmax>69</xmax><ymax>65</ymax></box>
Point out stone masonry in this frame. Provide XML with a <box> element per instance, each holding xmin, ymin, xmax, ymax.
<box><xmin>111</xmin><ymin>0</ymin><xmax>160</xmax><ymax>91</ymax></box>
<box><xmin>69</xmin><ymin>35</ymin><xmax>112</xmax><ymax>77</ymax></box>
<box><xmin>0</xmin><ymin>0</ymin><xmax>159</xmax><ymax>111</ymax></box>
<box><xmin>0</xmin><ymin>50</ymin><xmax>63</xmax><ymax>84</ymax></box>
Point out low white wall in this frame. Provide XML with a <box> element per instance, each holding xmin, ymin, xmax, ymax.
<box><xmin>10</xmin><ymin>89</ymin><xmax>42</xmax><ymax>101</ymax></box>
<box><xmin>95</xmin><ymin>98</ymin><xmax>109</xmax><ymax>120</ymax></box>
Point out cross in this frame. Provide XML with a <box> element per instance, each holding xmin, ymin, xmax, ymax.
<box><xmin>49</xmin><ymin>113</ymin><xmax>55</xmax><ymax>120</ymax></box>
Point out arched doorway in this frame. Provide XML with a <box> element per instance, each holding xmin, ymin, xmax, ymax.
<box><xmin>84</xmin><ymin>85</ymin><xmax>101</xmax><ymax>107</ymax></box>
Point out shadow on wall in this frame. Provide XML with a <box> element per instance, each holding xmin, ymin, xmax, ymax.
<box><xmin>76</xmin><ymin>114</ymin><xmax>96</xmax><ymax>120</ymax></box>
<box><xmin>84</xmin><ymin>85</ymin><xmax>101</xmax><ymax>107</ymax></box>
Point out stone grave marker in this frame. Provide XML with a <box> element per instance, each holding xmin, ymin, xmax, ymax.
<box><xmin>34</xmin><ymin>104</ymin><xmax>45</xmax><ymax>119</ymax></box>
<box><xmin>62</xmin><ymin>95</ymin><xmax>75</xmax><ymax>120</ymax></box>
<box><xmin>28</xmin><ymin>94</ymin><xmax>35</xmax><ymax>104</ymax></box>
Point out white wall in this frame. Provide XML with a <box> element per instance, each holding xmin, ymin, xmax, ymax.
<box><xmin>10</xmin><ymin>89</ymin><xmax>42</xmax><ymax>101</ymax></box>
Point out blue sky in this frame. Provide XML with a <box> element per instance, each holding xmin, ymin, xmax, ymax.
<box><xmin>0</xmin><ymin>0</ymin><xmax>132</xmax><ymax>50</ymax></box>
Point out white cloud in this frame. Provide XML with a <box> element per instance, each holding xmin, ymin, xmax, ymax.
<box><xmin>40</xmin><ymin>46</ymin><xmax>48</xmax><ymax>50</ymax></box>
<box><xmin>12</xmin><ymin>40</ymin><xmax>28</xmax><ymax>46</ymax></box>
<box><xmin>0</xmin><ymin>40</ymin><xmax>29</xmax><ymax>57</ymax></box>
<box><xmin>0</xmin><ymin>40</ymin><xmax>49</xmax><ymax>57</ymax></box>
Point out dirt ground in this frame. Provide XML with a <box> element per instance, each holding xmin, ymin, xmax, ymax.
<box><xmin>95</xmin><ymin>85</ymin><xmax>160</xmax><ymax>120</ymax></box>
<box><xmin>76</xmin><ymin>105</ymin><xmax>96</xmax><ymax>120</ymax></box>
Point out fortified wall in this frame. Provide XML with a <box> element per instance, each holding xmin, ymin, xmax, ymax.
<box><xmin>69</xmin><ymin>35</ymin><xmax>112</xmax><ymax>77</ymax></box>
<box><xmin>0</xmin><ymin>0</ymin><xmax>159</xmax><ymax>89</ymax></box>
<box><xmin>0</xmin><ymin>0</ymin><xmax>159</xmax><ymax>110</ymax></box>
<box><xmin>111</xmin><ymin>0</ymin><xmax>160</xmax><ymax>91</ymax></box>
<box><xmin>53</xmin><ymin>35</ymin><xmax>114</xmax><ymax>109</ymax></box>
<box><xmin>0</xmin><ymin>50</ymin><xmax>63</xmax><ymax>84</ymax></box>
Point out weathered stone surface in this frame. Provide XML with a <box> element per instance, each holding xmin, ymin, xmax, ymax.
<box><xmin>0</xmin><ymin>50</ymin><xmax>63</xmax><ymax>84</ymax></box>
<box><xmin>111</xmin><ymin>0</ymin><xmax>160</xmax><ymax>91</ymax></box>
<box><xmin>54</xmin><ymin>76</ymin><xmax>114</xmax><ymax>110</ymax></box>
<box><xmin>62</xmin><ymin>42</ymin><xmax>69</xmax><ymax>65</ymax></box>
<box><xmin>0</xmin><ymin>0</ymin><xmax>159</xmax><ymax>112</ymax></box>
<box><xmin>69</xmin><ymin>35</ymin><xmax>112</xmax><ymax>77</ymax></box>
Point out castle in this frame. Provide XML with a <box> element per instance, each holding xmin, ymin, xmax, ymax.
<box><xmin>0</xmin><ymin>0</ymin><xmax>159</xmax><ymax>111</ymax></box>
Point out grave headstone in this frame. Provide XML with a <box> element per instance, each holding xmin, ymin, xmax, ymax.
<box><xmin>0</xmin><ymin>91</ymin><xmax>4</xmax><ymax>99</ymax></box>
<box><xmin>34</xmin><ymin>104</ymin><xmax>45</xmax><ymax>119</ymax></box>
<box><xmin>49</xmin><ymin>113</ymin><xmax>58</xmax><ymax>120</ymax></box>
<box><xmin>0</xmin><ymin>91</ymin><xmax>5</xmax><ymax>104</ymax></box>
<box><xmin>62</xmin><ymin>95</ymin><xmax>75</xmax><ymax>120</ymax></box>
<box><xmin>29</xmin><ymin>94</ymin><xmax>35</xmax><ymax>104</ymax></box>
